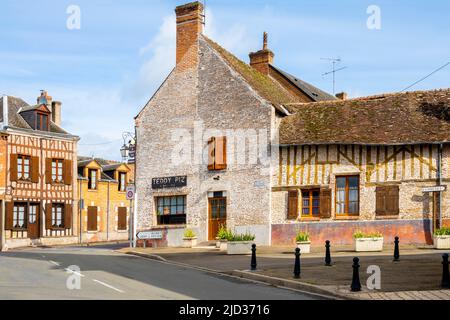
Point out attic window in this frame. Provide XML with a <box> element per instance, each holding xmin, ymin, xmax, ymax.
<box><xmin>36</xmin><ymin>112</ymin><xmax>49</xmax><ymax>131</ymax></box>
<box><xmin>311</xmin><ymin>93</ymin><xmax>319</xmax><ymax>97</ymax></box>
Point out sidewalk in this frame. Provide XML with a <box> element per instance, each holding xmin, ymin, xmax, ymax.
<box><xmin>119</xmin><ymin>245</ymin><xmax>450</xmax><ymax>300</ymax></box>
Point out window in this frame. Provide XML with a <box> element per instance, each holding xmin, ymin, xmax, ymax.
<box><xmin>36</xmin><ymin>112</ymin><xmax>49</xmax><ymax>131</ymax></box>
<box><xmin>29</xmin><ymin>204</ymin><xmax>39</xmax><ymax>224</ymax></box>
<box><xmin>88</xmin><ymin>169</ymin><xmax>97</xmax><ymax>190</ymax></box>
<box><xmin>207</xmin><ymin>137</ymin><xmax>227</xmax><ymax>171</ymax></box>
<box><xmin>17</xmin><ymin>155</ymin><xmax>31</xmax><ymax>180</ymax></box>
<box><xmin>302</xmin><ymin>189</ymin><xmax>321</xmax><ymax>218</ymax></box>
<box><xmin>118</xmin><ymin>172</ymin><xmax>126</xmax><ymax>192</ymax></box>
<box><xmin>287</xmin><ymin>190</ymin><xmax>298</xmax><ymax>220</ymax></box>
<box><xmin>156</xmin><ymin>196</ymin><xmax>186</xmax><ymax>225</ymax></box>
<box><xmin>118</xmin><ymin>207</ymin><xmax>127</xmax><ymax>230</ymax></box>
<box><xmin>376</xmin><ymin>186</ymin><xmax>399</xmax><ymax>216</ymax></box>
<box><xmin>336</xmin><ymin>176</ymin><xmax>360</xmax><ymax>216</ymax></box>
<box><xmin>52</xmin><ymin>204</ymin><xmax>64</xmax><ymax>228</ymax></box>
<box><xmin>52</xmin><ymin>159</ymin><xmax>64</xmax><ymax>183</ymax></box>
<box><xmin>13</xmin><ymin>204</ymin><xmax>27</xmax><ymax>229</ymax></box>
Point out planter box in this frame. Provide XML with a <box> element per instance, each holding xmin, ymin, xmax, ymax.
<box><xmin>434</xmin><ymin>235</ymin><xmax>450</xmax><ymax>249</ymax></box>
<box><xmin>218</xmin><ymin>240</ymin><xmax>228</xmax><ymax>251</ymax></box>
<box><xmin>182</xmin><ymin>237</ymin><xmax>197</xmax><ymax>248</ymax></box>
<box><xmin>354</xmin><ymin>237</ymin><xmax>383</xmax><ymax>252</ymax></box>
<box><xmin>296</xmin><ymin>241</ymin><xmax>311</xmax><ymax>254</ymax></box>
<box><xmin>227</xmin><ymin>241</ymin><xmax>252</xmax><ymax>255</ymax></box>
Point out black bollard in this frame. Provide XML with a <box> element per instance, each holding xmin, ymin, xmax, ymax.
<box><xmin>250</xmin><ymin>244</ymin><xmax>257</xmax><ymax>271</ymax></box>
<box><xmin>325</xmin><ymin>240</ymin><xmax>332</xmax><ymax>266</ymax></box>
<box><xmin>442</xmin><ymin>253</ymin><xmax>450</xmax><ymax>288</ymax></box>
<box><xmin>351</xmin><ymin>257</ymin><xmax>362</xmax><ymax>292</ymax></box>
<box><xmin>393</xmin><ymin>236</ymin><xmax>400</xmax><ymax>262</ymax></box>
<box><xmin>294</xmin><ymin>247</ymin><xmax>301</xmax><ymax>279</ymax></box>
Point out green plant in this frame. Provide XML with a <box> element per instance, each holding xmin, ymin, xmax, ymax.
<box><xmin>216</xmin><ymin>225</ymin><xmax>232</xmax><ymax>240</ymax></box>
<box><xmin>353</xmin><ymin>230</ymin><xmax>383</xmax><ymax>239</ymax></box>
<box><xmin>227</xmin><ymin>232</ymin><xmax>255</xmax><ymax>242</ymax></box>
<box><xmin>183</xmin><ymin>229</ymin><xmax>196</xmax><ymax>239</ymax></box>
<box><xmin>434</xmin><ymin>227</ymin><xmax>450</xmax><ymax>236</ymax></box>
<box><xmin>295</xmin><ymin>231</ymin><xmax>310</xmax><ymax>242</ymax></box>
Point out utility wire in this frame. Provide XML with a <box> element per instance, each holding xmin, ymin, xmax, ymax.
<box><xmin>79</xmin><ymin>139</ymin><xmax>122</xmax><ymax>146</ymax></box>
<box><xmin>401</xmin><ymin>62</ymin><xmax>450</xmax><ymax>92</ymax></box>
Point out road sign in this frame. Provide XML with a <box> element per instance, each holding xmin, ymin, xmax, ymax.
<box><xmin>422</xmin><ymin>185</ymin><xmax>446</xmax><ymax>193</ymax></box>
<box><xmin>126</xmin><ymin>185</ymin><xmax>135</xmax><ymax>200</ymax></box>
<box><xmin>136</xmin><ymin>230</ymin><xmax>163</xmax><ymax>240</ymax></box>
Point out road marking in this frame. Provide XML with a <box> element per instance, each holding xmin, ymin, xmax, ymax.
<box><xmin>49</xmin><ymin>260</ymin><xmax>60</xmax><ymax>266</ymax></box>
<box><xmin>65</xmin><ymin>268</ymin><xmax>85</xmax><ymax>278</ymax></box>
<box><xmin>92</xmin><ymin>279</ymin><xmax>124</xmax><ymax>293</ymax></box>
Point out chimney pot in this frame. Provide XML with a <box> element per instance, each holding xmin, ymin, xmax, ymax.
<box><xmin>249</xmin><ymin>32</ymin><xmax>274</xmax><ymax>75</ymax></box>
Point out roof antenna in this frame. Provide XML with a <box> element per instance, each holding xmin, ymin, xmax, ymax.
<box><xmin>201</xmin><ymin>0</ymin><xmax>206</xmax><ymax>28</ymax></box>
<box><xmin>321</xmin><ymin>57</ymin><xmax>347</xmax><ymax>95</ymax></box>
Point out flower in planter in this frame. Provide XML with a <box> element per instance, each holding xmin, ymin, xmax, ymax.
<box><xmin>216</xmin><ymin>225</ymin><xmax>232</xmax><ymax>240</ymax></box>
<box><xmin>434</xmin><ymin>227</ymin><xmax>450</xmax><ymax>236</ymax></box>
<box><xmin>353</xmin><ymin>230</ymin><xmax>383</xmax><ymax>239</ymax></box>
<box><xmin>227</xmin><ymin>231</ymin><xmax>255</xmax><ymax>242</ymax></box>
<box><xmin>183</xmin><ymin>229</ymin><xmax>196</xmax><ymax>239</ymax></box>
<box><xmin>295</xmin><ymin>231</ymin><xmax>310</xmax><ymax>242</ymax></box>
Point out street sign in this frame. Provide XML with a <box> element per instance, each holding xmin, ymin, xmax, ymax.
<box><xmin>126</xmin><ymin>185</ymin><xmax>135</xmax><ymax>200</ymax></box>
<box><xmin>152</xmin><ymin>176</ymin><xmax>187</xmax><ymax>189</ymax></box>
<box><xmin>136</xmin><ymin>230</ymin><xmax>163</xmax><ymax>240</ymax></box>
<box><xmin>422</xmin><ymin>185</ymin><xmax>447</xmax><ymax>193</ymax></box>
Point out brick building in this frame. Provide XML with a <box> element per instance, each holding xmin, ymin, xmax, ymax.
<box><xmin>134</xmin><ymin>2</ymin><xmax>449</xmax><ymax>247</ymax></box>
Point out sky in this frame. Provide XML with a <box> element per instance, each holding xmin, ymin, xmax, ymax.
<box><xmin>0</xmin><ymin>0</ymin><xmax>449</xmax><ymax>160</ymax></box>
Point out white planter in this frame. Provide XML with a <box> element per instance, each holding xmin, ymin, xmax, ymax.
<box><xmin>296</xmin><ymin>241</ymin><xmax>311</xmax><ymax>254</ymax></box>
<box><xmin>434</xmin><ymin>235</ymin><xmax>450</xmax><ymax>249</ymax></box>
<box><xmin>218</xmin><ymin>240</ymin><xmax>228</xmax><ymax>251</ymax></box>
<box><xmin>354</xmin><ymin>237</ymin><xmax>384</xmax><ymax>252</ymax></box>
<box><xmin>182</xmin><ymin>237</ymin><xmax>197</xmax><ymax>248</ymax></box>
<box><xmin>227</xmin><ymin>241</ymin><xmax>252</xmax><ymax>255</ymax></box>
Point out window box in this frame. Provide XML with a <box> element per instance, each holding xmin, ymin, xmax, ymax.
<box><xmin>296</xmin><ymin>241</ymin><xmax>311</xmax><ymax>254</ymax></box>
<box><xmin>354</xmin><ymin>237</ymin><xmax>384</xmax><ymax>252</ymax></box>
<box><xmin>434</xmin><ymin>235</ymin><xmax>450</xmax><ymax>249</ymax></box>
<box><xmin>227</xmin><ymin>241</ymin><xmax>252</xmax><ymax>255</ymax></box>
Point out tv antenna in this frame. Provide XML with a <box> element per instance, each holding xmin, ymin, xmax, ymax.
<box><xmin>201</xmin><ymin>0</ymin><xmax>207</xmax><ymax>28</ymax></box>
<box><xmin>321</xmin><ymin>58</ymin><xmax>347</xmax><ymax>95</ymax></box>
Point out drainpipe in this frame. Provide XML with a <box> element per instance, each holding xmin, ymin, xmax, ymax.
<box><xmin>79</xmin><ymin>179</ymin><xmax>83</xmax><ymax>244</ymax></box>
<box><xmin>437</xmin><ymin>143</ymin><xmax>443</xmax><ymax>229</ymax></box>
<box><xmin>0</xmin><ymin>96</ymin><xmax>6</xmax><ymax>251</ymax></box>
<box><xmin>106</xmin><ymin>180</ymin><xmax>110</xmax><ymax>242</ymax></box>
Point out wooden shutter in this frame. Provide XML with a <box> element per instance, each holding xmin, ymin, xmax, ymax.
<box><xmin>386</xmin><ymin>186</ymin><xmax>399</xmax><ymax>215</ymax></box>
<box><xmin>207</xmin><ymin>137</ymin><xmax>215</xmax><ymax>171</ymax></box>
<box><xmin>5</xmin><ymin>202</ymin><xmax>13</xmax><ymax>230</ymax></box>
<box><xmin>10</xmin><ymin>154</ymin><xmax>18</xmax><ymax>182</ymax></box>
<box><xmin>118</xmin><ymin>207</ymin><xmax>127</xmax><ymax>230</ymax></box>
<box><xmin>45</xmin><ymin>203</ymin><xmax>53</xmax><ymax>229</ymax></box>
<box><xmin>63</xmin><ymin>160</ymin><xmax>73</xmax><ymax>185</ymax></box>
<box><xmin>287</xmin><ymin>190</ymin><xmax>299</xmax><ymax>220</ymax></box>
<box><xmin>45</xmin><ymin>158</ymin><xmax>52</xmax><ymax>184</ymax></box>
<box><xmin>320</xmin><ymin>188</ymin><xmax>332</xmax><ymax>218</ymax></box>
<box><xmin>375</xmin><ymin>186</ymin><xmax>386</xmax><ymax>216</ymax></box>
<box><xmin>64</xmin><ymin>204</ymin><xmax>72</xmax><ymax>229</ymax></box>
<box><xmin>215</xmin><ymin>137</ymin><xmax>227</xmax><ymax>170</ymax></box>
<box><xmin>87</xmin><ymin>206</ymin><xmax>98</xmax><ymax>231</ymax></box>
<box><xmin>31</xmin><ymin>156</ymin><xmax>39</xmax><ymax>183</ymax></box>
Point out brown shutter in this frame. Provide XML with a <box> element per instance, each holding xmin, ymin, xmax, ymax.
<box><xmin>207</xmin><ymin>137</ymin><xmax>215</xmax><ymax>171</ymax></box>
<box><xmin>5</xmin><ymin>202</ymin><xmax>13</xmax><ymax>230</ymax></box>
<box><xmin>45</xmin><ymin>158</ymin><xmax>52</xmax><ymax>184</ymax></box>
<box><xmin>320</xmin><ymin>188</ymin><xmax>332</xmax><ymax>218</ymax></box>
<box><xmin>31</xmin><ymin>156</ymin><xmax>39</xmax><ymax>183</ymax></box>
<box><xmin>10</xmin><ymin>154</ymin><xmax>18</xmax><ymax>181</ymax></box>
<box><xmin>64</xmin><ymin>204</ymin><xmax>72</xmax><ymax>229</ymax></box>
<box><xmin>118</xmin><ymin>207</ymin><xmax>127</xmax><ymax>230</ymax></box>
<box><xmin>63</xmin><ymin>160</ymin><xmax>73</xmax><ymax>185</ymax></box>
<box><xmin>287</xmin><ymin>190</ymin><xmax>299</xmax><ymax>220</ymax></box>
<box><xmin>375</xmin><ymin>186</ymin><xmax>386</xmax><ymax>216</ymax></box>
<box><xmin>45</xmin><ymin>203</ymin><xmax>53</xmax><ymax>229</ymax></box>
<box><xmin>87</xmin><ymin>206</ymin><xmax>98</xmax><ymax>231</ymax></box>
<box><xmin>215</xmin><ymin>137</ymin><xmax>227</xmax><ymax>170</ymax></box>
<box><xmin>386</xmin><ymin>186</ymin><xmax>400</xmax><ymax>216</ymax></box>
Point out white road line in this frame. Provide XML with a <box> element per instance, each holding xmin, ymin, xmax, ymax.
<box><xmin>48</xmin><ymin>260</ymin><xmax>60</xmax><ymax>266</ymax></box>
<box><xmin>92</xmin><ymin>279</ymin><xmax>124</xmax><ymax>293</ymax></box>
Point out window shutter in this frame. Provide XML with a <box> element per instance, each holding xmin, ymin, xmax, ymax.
<box><xmin>63</xmin><ymin>160</ymin><xmax>73</xmax><ymax>185</ymax></box>
<box><xmin>45</xmin><ymin>203</ymin><xmax>53</xmax><ymax>229</ymax></box>
<box><xmin>31</xmin><ymin>156</ymin><xmax>40</xmax><ymax>183</ymax></box>
<box><xmin>118</xmin><ymin>207</ymin><xmax>127</xmax><ymax>230</ymax></box>
<box><xmin>207</xmin><ymin>137</ymin><xmax>215</xmax><ymax>171</ymax></box>
<box><xmin>5</xmin><ymin>202</ymin><xmax>13</xmax><ymax>230</ymax></box>
<box><xmin>375</xmin><ymin>186</ymin><xmax>386</xmax><ymax>216</ymax></box>
<box><xmin>214</xmin><ymin>137</ymin><xmax>227</xmax><ymax>170</ymax></box>
<box><xmin>64</xmin><ymin>204</ymin><xmax>72</xmax><ymax>229</ymax></box>
<box><xmin>87</xmin><ymin>206</ymin><xmax>98</xmax><ymax>231</ymax></box>
<box><xmin>45</xmin><ymin>158</ymin><xmax>52</xmax><ymax>184</ymax></box>
<box><xmin>386</xmin><ymin>186</ymin><xmax>400</xmax><ymax>215</ymax></box>
<box><xmin>320</xmin><ymin>188</ymin><xmax>332</xmax><ymax>218</ymax></box>
<box><xmin>10</xmin><ymin>154</ymin><xmax>18</xmax><ymax>181</ymax></box>
<box><xmin>287</xmin><ymin>190</ymin><xmax>299</xmax><ymax>220</ymax></box>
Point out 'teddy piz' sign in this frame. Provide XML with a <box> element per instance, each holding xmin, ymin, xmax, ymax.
<box><xmin>152</xmin><ymin>176</ymin><xmax>187</xmax><ymax>189</ymax></box>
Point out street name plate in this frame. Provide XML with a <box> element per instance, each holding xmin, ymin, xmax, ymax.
<box><xmin>422</xmin><ymin>185</ymin><xmax>446</xmax><ymax>193</ymax></box>
<box><xmin>136</xmin><ymin>231</ymin><xmax>163</xmax><ymax>240</ymax></box>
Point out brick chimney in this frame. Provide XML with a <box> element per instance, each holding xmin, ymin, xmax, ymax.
<box><xmin>175</xmin><ymin>2</ymin><xmax>204</xmax><ymax>72</ymax></box>
<box><xmin>249</xmin><ymin>32</ymin><xmax>275</xmax><ymax>75</ymax></box>
<box><xmin>37</xmin><ymin>90</ymin><xmax>52</xmax><ymax>108</ymax></box>
<box><xmin>51</xmin><ymin>101</ymin><xmax>62</xmax><ymax>126</ymax></box>
<box><xmin>335</xmin><ymin>92</ymin><xmax>348</xmax><ymax>100</ymax></box>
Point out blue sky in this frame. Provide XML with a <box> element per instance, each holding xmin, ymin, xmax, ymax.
<box><xmin>0</xmin><ymin>0</ymin><xmax>449</xmax><ymax>160</ymax></box>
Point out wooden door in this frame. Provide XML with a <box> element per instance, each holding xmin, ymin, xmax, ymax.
<box><xmin>208</xmin><ymin>197</ymin><xmax>227</xmax><ymax>240</ymax></box>
<box><xmin>27</xmin><ymin>203</ymin><xmax>40</xmax><ymax>239</ymax></box>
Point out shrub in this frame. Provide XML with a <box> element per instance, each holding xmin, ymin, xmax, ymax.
<box><xmin>183</xmin><ymin>229</ymin><xmax>196</xmax><ymax>239</ymax></box>
<box><xmin>434</xmin><ymin>227</ymin><xmax>450</xmax><ymax>236</ymax></box>
<box><xmin>353</xmin><ymin>230</ymin><xmax>383</xmax><ymax>239</ymax></box>
<box><xmin>227</xmin><ymin>232</ymin><xmax>255</xmax><ymax>242</ymax></box>
<box><xmin>295</xmin><ymin>231</ymin><xmax>310</xmax><ymax>242</ymax></box>
<box><xmin>216</xmin><ymin>225</ymin><xmax>232</xmax><ymax>240</ymax></box>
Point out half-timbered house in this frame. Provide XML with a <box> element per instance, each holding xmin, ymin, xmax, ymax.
<box><xmin>0</xmin><ymin>91</ymin><xmax>79</xmax><ymax>250</ymax></box>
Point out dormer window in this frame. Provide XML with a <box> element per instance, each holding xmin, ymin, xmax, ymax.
<box><xmin>36</xmin><ymin>111</ymin><xmax>49</xmax><ymax>131</ymax></box>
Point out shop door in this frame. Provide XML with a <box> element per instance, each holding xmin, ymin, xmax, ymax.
<box><xmin>208</xmin><ymin>197</ymin><xmax>227</xmax><ymax>240</ymax></box>
<box><xmin>27</xmin><ymin>203</ymin><xmax>40</xmax><ymax>239</ymax></box>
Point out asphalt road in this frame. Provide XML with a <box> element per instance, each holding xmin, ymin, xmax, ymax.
<box><xmin>0</xmin><ymin>245</ymin><xmax>323</xmax><ymax>300</ymax></box>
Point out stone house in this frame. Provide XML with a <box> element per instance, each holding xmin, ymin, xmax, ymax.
<box><xmin>0</xmin><ymin>91</ymin><xmax>79</xmax><ymax>250</ymax></box>
<box><xmin>134</xmin><ymin>1</ymin><xmax>449</xmax><ymax>247</ymax></box>
<box><xmin>77</xmin><ymin>157</ymin><xmax>132</xmax><ymax>243</ymax></box>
